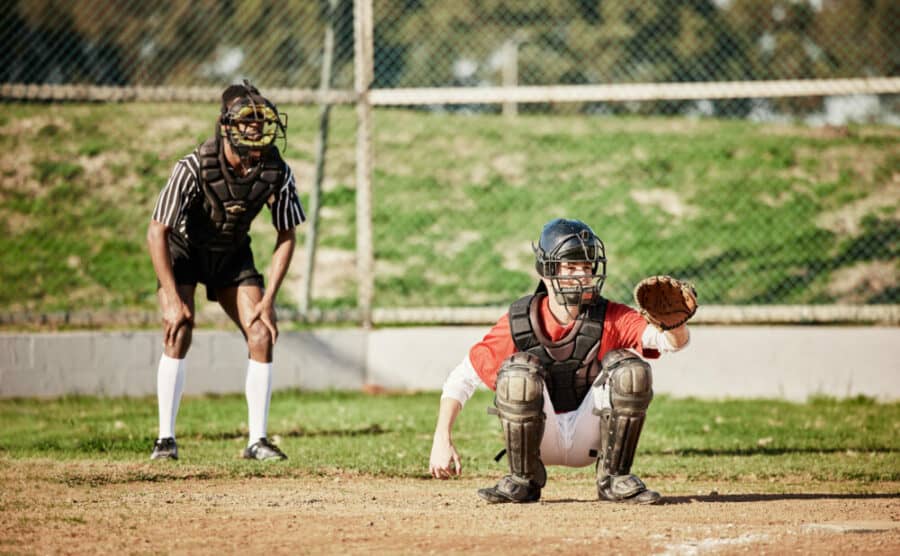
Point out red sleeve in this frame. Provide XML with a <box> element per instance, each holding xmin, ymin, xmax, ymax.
<box><xmin>468</xmin><ymin>313</ymin><xmax>516</xmax><ymax>391</ymax></box>
<box><xmin>599</xmin><ymin>301</ymin><xmax>661</xmax><ymax>361</ymax></box>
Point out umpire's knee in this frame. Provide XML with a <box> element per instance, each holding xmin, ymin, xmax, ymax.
<box><xmin>246</xmin><ymin>321</ymin><xmax>274</xmax><ymax>353</ymax></box>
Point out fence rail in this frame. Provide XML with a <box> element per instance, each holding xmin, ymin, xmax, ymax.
<box><xmin>0</xmin><ymin>84</ymin><xmax>357</xmax><ymax>104</ymax></box>
<box><xmin>5</xmin><ymin>77</ymin><xmax>900</xmax><ymax>105</ymax></box>
<box><xmin>370</xmin><ymin>78</ymin><xmax>900</xmax><ymax>105</ymax></box>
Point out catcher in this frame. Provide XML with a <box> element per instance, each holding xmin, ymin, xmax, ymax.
<box><xmin>147</xmin><ymin>81</ymin><xmax>304</xmax><ymax>461</ymax></box>
<box><xmin>428</xmin><ymin>218</ymin><xmax>697</xmax><ymax>504</ymax></box>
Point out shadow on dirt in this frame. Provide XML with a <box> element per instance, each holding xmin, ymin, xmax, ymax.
<box><xmin>540</xmin><ymin>492</ymin><xmax>899</xmax><ymax>505</ymax></box>
<box><xmin>647</xmin><ymin>447</ymin><xmax>897</xmax><ymax>456</ymax></box>
<box><xmin>193</xmin><ymin>423</ymin><xmax>388</xmax><ymax>440</ymax></box>
<box><xmin>658</xmin><ymin>492</ymin><xmax>900</xmax><ymax>505</ymax></box>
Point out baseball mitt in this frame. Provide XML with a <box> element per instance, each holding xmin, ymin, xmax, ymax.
<box><xmin>633</xmin><ymin>275</ymin><xmax>698</xmax><ymax>331</ymax></box>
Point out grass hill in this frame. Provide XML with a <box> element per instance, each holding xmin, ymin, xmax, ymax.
<box><xmin>1</xmin><ymin>103</ymin><xmax>896</xmax><ymax>321</ymax></box>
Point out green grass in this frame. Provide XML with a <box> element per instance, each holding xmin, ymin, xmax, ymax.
<box><xmin>1</xmin><ymin>102</ymin><xmax>897</xmax><ymax>317</ymax></box>
<box><xmin>0</xmin><ymin>391</ymin><xmax>897</xmax><ymax>482</ymax></box>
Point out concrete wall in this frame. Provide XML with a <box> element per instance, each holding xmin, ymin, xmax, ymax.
<box><xmin>1</xmin><ymin>326</ymin><xmax>898</xmax><ymax>400</ymax></box>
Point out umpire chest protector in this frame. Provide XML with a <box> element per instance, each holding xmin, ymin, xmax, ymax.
<box><xmin>509</xmin><ymin>293</ymin><xmax>608</xmax><ymax>413</ymax></box>
<box><xmin>184</xmin><ymin>137</ymin><xmax>284</xmax><ymax>251</ymax></box>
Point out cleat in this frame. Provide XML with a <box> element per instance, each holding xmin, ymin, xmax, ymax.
<box><xmin>150</xmin><ymin>437</ymin><xmax>178</xmax><ymax>460</ymax></box>
<box><xmin>477</xmin><ymin>475</ymin><xmax>541</xmax><ymax>504</ymax></box>
<box><xmin>242</xmin><ymin>438</ymin><xmax>287</xmax><ymax>461</ymax></box>
<box><xmin>598</xmin><ymin>474</ymin><xmax>661</xmax><ymax>505</ymax></box>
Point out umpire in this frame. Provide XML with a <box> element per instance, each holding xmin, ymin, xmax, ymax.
<box><xmin>147</xmin><ymin>80</ymin><xmax>304</xmax><ymax>461</ymax></box>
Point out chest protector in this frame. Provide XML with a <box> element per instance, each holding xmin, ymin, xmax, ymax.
<box><xmin>509</xmin><ymin>293</ymin><xmax>608</xmax><ymax>413</ymax></box>
<box><xmin>183</xmin><ymin>137</ymin><xmax>284</xmax><ymax>252</ymax></box>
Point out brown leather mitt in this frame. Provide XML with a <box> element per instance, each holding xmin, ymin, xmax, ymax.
<box><xmin>633</xmin><ymin>275</ymin><xmax>698</xmax><ymax>331</ymax></box>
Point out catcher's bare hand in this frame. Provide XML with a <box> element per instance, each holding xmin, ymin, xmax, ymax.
<box><xmin>634</xmin><ymin>275</ymin><xmax>698</xmax><ymax>331</ymax></box>
<box><xmin>429</xmin><ymin>434</ymin><xmax>461</xmax><ymax>479</ymax></box>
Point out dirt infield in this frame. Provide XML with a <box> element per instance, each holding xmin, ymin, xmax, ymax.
<box><xmin>1</xmin><ymin>461</ymin><xmax>898</xmax><ymax>555</ymax></box>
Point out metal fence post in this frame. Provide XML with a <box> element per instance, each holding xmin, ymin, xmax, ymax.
<box><xmin>502</xmin><ymin>38</ymin><xmax>518</xmax><ymax>117</ymax></box>
<box><xmin>299</xmin><ymin>0</ymin><xmax>338</xmax><ymax>315</ymax></box>
<box><xmin>354</xmin><ymin>0</ymin><xmax>375</xmax><ymax>328</ymax></box>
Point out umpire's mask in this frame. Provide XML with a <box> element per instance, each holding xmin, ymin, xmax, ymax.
<box><xmin>219</xmin><ymin>80</ymin><xmax>287</xmax><ymax>164</ymax></box>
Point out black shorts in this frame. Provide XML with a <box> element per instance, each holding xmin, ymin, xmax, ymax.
<box><xmin>160</xmin><ymin>233</ymin><xmax>264</xmax><ymax>302</ymax></box>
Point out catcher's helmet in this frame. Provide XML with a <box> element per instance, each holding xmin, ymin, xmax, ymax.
<box><xmin>533</xmin><ymin>218</ymin><xmax>607</xmax><ymax>308</ymax></box>
<box><xmin>218</xmin><ymin>80</ymin><xmax>287</xmax><ymax>161</ymax></box>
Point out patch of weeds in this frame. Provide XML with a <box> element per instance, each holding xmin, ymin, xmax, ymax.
<box><xmin>309</xmin><ymin>295</ymin><xmax>358</xmax><ymax>311</ymax></box>
<box><xmin>38</xmin><ymin>123</ymin><xmax>62</xmax><ymax>138</ymax></box>
<box><xmin>71</xmin><ymin>115</ymin><xmax>100</xmax><ymax>136</ymax></box>
<box><xmin>108</xmin><ymin>162</ymin><xmax>129</xmax><ymax>180</ymax></box>
<box><xmin>137</xmin><ymin>152</ymin><xmax>165</xmax><ymax>176</ymax></box>
<box><xmin>321</xmin><ymin>184</ymin><xmax>355</xmax><ymax>207</ymax></box>
<box><xmin>72</xmin><ymin>436</ymin><xmax>149</xmax><ymax>454</ymax></box>
<box><xmin>33</xmin><ymin>160</ymin><xmax>83</xmax><ymax>183</ymax></box>
<box><xmin>77</xmin><ymin>139</ymin><xmax>109</xmax><ymax>157</ymax></box>
<box><xmin>808</xmin><ymin>394</ymin><xmax>877</xmax><ymax>406</ymax></box>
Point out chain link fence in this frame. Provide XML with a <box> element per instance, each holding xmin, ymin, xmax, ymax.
<box><xmin>3</xmin><ymin>1</ymin><xmax>898</xmax><ymax>115</ymax></box>
<box><xmin>0</xmin><ymin>0</ymin><xmax>897</xmax><ymax>325</ymax></box>
<box><xmin>0</xmin><ymin>0</ymin><xmax>351</xmax><ymax>89</ymax></box>
<box><xmin>374</xmin><ymin>0</ymin><xmax>898</xmax><ymax>118</ymax></box>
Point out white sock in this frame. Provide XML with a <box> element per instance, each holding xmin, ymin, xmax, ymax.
<box><xmin>245</xmin><ymin>359</ymin><xmax>273</xmax><ymax>446</ymax></box>
<box><xmin>157</xmin><ymin>354</ymin><xmax>185</xmax><ymax>440</ymax></box>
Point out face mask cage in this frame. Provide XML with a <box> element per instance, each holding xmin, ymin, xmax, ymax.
<box><xmin>220</xmin><ymin>96</ymin><xmax>288</xmax><ymax>160</ymax></box>
<box><xmin>533</xmin><ymin>230</ymin><xmax>607</xmax><ymax>309</ymax></box>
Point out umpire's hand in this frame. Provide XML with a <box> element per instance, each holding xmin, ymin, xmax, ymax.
<box><xmin>245</xmin><ymin>298</ymin><xmax>278</xmax><ymax>345</ymax></box>
<box><xmin>163</xmin><ymin>296</ymin><xmax>193</xmax><ymax>347</ymax></box>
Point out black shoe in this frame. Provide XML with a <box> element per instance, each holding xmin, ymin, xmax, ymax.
<box><xmin>150</xmin><ymin>437</ymin><xmax>178</xmax><ymax>460</ymax></box>
<box><xmin>242</xmin><ymin>438</ymin><xmax>287</xmax><ymax>461</ymax></box>
<box><xmin>477</xmin><ymin>475</ymin><xmax>541</xmax><ymax>504</ymax></box>
<box><xmin>598</xmin><ymin>474</ymin><xmax>661</xmax><ymax>505</ymax></box>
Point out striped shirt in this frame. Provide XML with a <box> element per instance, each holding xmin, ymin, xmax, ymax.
<box><xmin>151</xmin><ymin>151</ymin><xmax>305</xmax><ymax>236</ymax></box>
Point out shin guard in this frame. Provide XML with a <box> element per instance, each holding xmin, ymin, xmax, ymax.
<box><xmin>493</xmin><ymin>352</ymin><xmax>547</xmax><ymax>487</ymax></box>
<box><xmin>596</xmin><ymin>349</ymin><xmax>653</xmax><ymax>480</ymax></box>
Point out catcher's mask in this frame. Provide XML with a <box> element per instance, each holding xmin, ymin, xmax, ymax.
<box><xmin>218</xmin><ymin>80</ymin><xmax>287</xmax><ymax>165</ymax></box>
<box><xmin>533</xmin><ymin>218</ymin><xmax>607</xmax><ymax>310</ymax></box>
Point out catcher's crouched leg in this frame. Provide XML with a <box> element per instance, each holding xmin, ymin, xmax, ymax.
<box><xmin>478</xmin><ymin>353</ymin><xmax>547</xmax><ymax>504</ymax></box>
<box><xmin>594</xmin><ymin>349</ymin><xmax>661</xmax><ymax>505</ymax></box>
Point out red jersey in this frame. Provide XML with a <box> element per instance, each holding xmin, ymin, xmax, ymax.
<box><xmin>469</xmin><ymin>297</ymin><xmax>659</xmax><ymax>391</ymax></box>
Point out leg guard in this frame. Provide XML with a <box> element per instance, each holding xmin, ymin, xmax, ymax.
<box><xmin>478</xmin><ymin>353</ymin><xmax>546</xmax><ymax>503</ymax></box>
<box><xmin>594</xmin><ymin>349</ymin><xmax>659</xmax><ymax>504</ymax></box>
